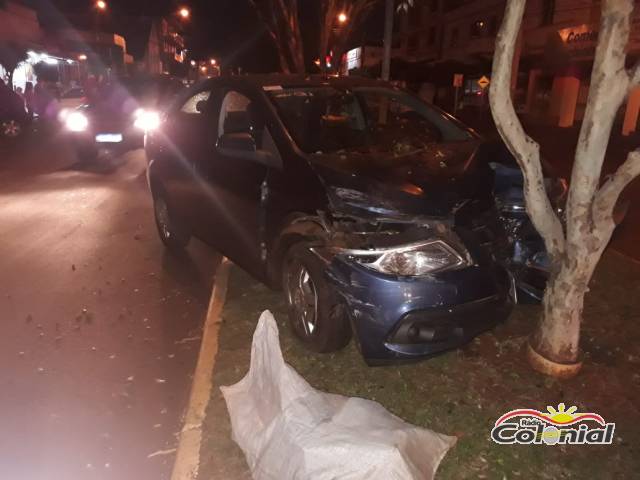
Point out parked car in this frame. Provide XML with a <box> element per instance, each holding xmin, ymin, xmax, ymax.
<box><xmin>145</xmin><ymin>75</ymin><xmax>563</xmax><ymax>363</ymax></box>
<box><xmin>61</xmin><ymin>75</ymin><xmax>185</xmax><ymax>161</ymax></box>
<box><xmin>0</xmin><ymin>82</ymin><xmax>29</xmax><ymax>138</ymax></box>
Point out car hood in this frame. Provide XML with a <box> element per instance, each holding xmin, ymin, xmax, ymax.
<box><xmin>310</xmin><ymin>140</ymin><xmax>495</xmax><ymax>220</ymax></box>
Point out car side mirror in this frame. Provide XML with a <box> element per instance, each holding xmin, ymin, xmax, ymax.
<box><xmin>216</xmin><ymin>132</ymin><xmax>281</xmax><ymax>169</ymax></box>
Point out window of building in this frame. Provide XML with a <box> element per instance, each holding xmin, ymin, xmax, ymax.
<box><xmin>542</xmin><ymin>0</ymin><xmax>555</xmax><ymax>25</ymax></box>
<box><xmin>428</xmin><ymin>26</ymin><xmax>437</xmax><ymax>46</ymax></box>
<box><xmin>450</xmin><ymin>27</ymin><xmax>459</xmax><ymax>47</ymax></box>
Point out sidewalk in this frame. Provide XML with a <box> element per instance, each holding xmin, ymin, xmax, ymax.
<box><xmin>198</xmin><ymin>253</ymin><xmax>640</xmax><ymax>479</ymax></box>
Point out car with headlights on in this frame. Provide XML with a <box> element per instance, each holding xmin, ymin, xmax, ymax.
<box><xmin>145</xmin><ymin>75</ymin><xmax>563</xmax><ymax>363</ymax></box>
<box><xmin>62</xmin><ymin>76</ymin><xmax>184</xmax><ymax>162</ymax></box>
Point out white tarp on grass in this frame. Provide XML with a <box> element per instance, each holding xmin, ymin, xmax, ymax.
<box><xmin>221</xmin><ymin>310</ymin><xmax>456</xmax><ymax>480</ymax></box>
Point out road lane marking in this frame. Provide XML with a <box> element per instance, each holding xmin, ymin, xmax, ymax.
<box><xmin>170</xmin><ymin>257</ymin><xmax>231</xmax><ymax>480</ymax></box>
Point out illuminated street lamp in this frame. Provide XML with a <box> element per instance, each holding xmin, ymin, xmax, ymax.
<box><xmin>200</xmin><ymin>66</ymin><xmax>207</xmax><ymax>73</ymax></box>
<box><xmin>179</xmin><ymin>6</ymin><xmax>190</xmax><ymax>19</ymax></box>
<box><xmin>337</xmin><ymin>12</ymin><xmax>347</xmax><ymax>24</ymax></box>
<box><xmin>190</xmin><ymin>60</ymin><xmax>196</xmax><ymax>67</ymax></box>
<box><xmin>96</xmin><ymin>0</ymin><xmax>107</xmax><ymax>10</ymax></box>
<box><xmin>209</xmin><ymin>58</ymin><xmax>217</xmax><ymax>66</ymax></box>
<box><xmin>78</xmin><ymin>54</ymin><xmax>88</xmax><ymax>61</ymax></box>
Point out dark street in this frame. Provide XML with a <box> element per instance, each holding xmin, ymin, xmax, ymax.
<box><xmin>0</xmin><ymin>131</ymin><xmax>218</xmax><ymax>480</ymax></box>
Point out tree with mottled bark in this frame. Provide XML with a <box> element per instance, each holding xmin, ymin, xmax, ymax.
<box><xmin>490</xmin><ymin>0</ymin><xmax>640</xmax><ymax>377</ymax></box>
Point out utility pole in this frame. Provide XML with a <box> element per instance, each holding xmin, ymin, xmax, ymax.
<box><xmin>381</xmin><ymin>0</ymin><xmax>393</xmax><ymax>81</ymax></box>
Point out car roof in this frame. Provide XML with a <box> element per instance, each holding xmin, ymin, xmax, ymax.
<box><xmin>201</xmin><ymin>74</ymin><xmax>395</xmax><ymax>92</ymax></box>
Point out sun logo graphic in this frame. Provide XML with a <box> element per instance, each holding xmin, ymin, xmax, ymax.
<box><xmin>491</xmin><ymin>403</ymin><xmax>615</xmax><ymax>445</ymax></box>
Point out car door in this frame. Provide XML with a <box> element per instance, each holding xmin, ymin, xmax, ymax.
<box><xmin>154</xmin><ymin>87</ymin><xmax>215</xmax><ymax>237</ymax></box>
<box><xmin>195</xmin><ymin>87</ymin><xmax>281</xmax><ymax>277</ymax></box>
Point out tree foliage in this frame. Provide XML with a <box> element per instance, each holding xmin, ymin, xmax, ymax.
<box><xmin>0</xmin><ymin>42</ymin><xmax>27</xmax><ymax>88</ymax></box>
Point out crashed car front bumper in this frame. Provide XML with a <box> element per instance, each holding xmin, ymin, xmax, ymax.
<box><xmin>325</xmin><ymin>257</ymin><xmax>513</xmax><ymax>364</ymax></box>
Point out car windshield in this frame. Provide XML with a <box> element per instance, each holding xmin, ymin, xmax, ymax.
<box><xmin>267</xmin><ymin>86</ymin><xmax>474</xmax><ymax>154</ymax></box>
<box><xmin>93</xmin><ymin>78</ymin><xmax>184</xmax><ymax>109</ymax></box>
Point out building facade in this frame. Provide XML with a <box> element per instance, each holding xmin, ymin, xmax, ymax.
<box><xmin>396</xmin><ymin>0</ymin><xmax>640</xmax><ymax>134</ymax></box>
<box><xmin>141</xmin><ymin>18</ymin><xmax>186</xmax><ymax>76</ymax></box>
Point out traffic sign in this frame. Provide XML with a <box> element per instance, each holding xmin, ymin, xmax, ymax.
<box><xmin>478</xmin><ymin>75</ymin><xmax>490</xmax><ymax>89</ymax></box>
<box><xmin>453</xmin><ymin>73</ymin><xmax>463</xmax><ymax>87</ymax></box>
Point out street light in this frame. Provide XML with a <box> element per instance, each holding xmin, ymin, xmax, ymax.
<box><xmin>190</xmin><ymin>60</ymin><xmax>196</xmax><ymax>67</ymax></box>
<box><xmin>78</xmin><ymin>54</ymin><xmax>88</xmax><ymax>61</ymax></box>
<box><xmin>179</xmin><ymin>7</ymin><xmax>190</xmax><ymax>19</ymax></box>
<box><xmin>337</xmin><ymin>12</ymin><xmax>347</xmax><ymax>24</ymax></box>
<box><xmin>210</xmin><ymin>58</ymin><xmax>217</xmax><ymax>66</ymax></box>
<box><xmin>96</xmin><ymin>0</ymin><xmax>107</xmax><ymax>10</ymax></box>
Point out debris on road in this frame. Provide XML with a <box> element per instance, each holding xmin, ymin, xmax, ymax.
<box><xmin>175</xmin><ymin>335</ymin><xmax>201</xmax><ymax>345</ymax></box>
<box><xmin>147</xmin><ymin>448</ymin><xmax>176</xmax><ymax>459</ymax></box>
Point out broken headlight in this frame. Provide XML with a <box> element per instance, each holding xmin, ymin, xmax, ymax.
<box><xmin>339</xmin><ymin>240</ymin><xmax>470</xmax><ymax>276</ymax></box>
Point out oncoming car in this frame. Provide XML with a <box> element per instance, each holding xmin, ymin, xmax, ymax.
<box><xmin>61</xmin><ymin>76</ymin><xmax>184</xmax><ymax>161</ymax></box>
<box><xmin>145</xmin><ymin>75</ymin><xmax>561</xmax><ymax>363</ymax></box>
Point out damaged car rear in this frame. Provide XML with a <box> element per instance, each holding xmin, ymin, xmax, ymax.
<box><xmin>146</xmin><ymin>75</ymin><xmax>563</xmax><ymax>364</ymax></box>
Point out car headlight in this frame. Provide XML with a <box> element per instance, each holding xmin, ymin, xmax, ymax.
<box><xmin>65</xmin><ymin>111</ymin><xmax>89</xmax><ymax>132</ymax></box>
<box><xmin>339</xmin><ymin>240</ymin><xmax>470</xmax><ymax>276</ymax></box>
<box><xmin>134</xmin><ymin>109</ymin><xmax>160</xmax><ymax>131</ymax></box>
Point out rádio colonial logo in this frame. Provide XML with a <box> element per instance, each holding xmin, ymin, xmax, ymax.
<box><xmin>491</xmin><ymin>403</ymin><xmax>615</xmax><ymax>445</ymax></box>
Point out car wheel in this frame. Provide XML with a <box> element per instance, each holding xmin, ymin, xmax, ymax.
<box><xmin>282</xmin><ymin>243</ymin><xmax>351</xmax><ymax>352</ymax></box>
<box><xmin>1</xmin><ymin>120</ymin><xmax>22</xmax><ymax>138</ymax></box>
<box><xmin>153</xmin><ymin>192</ymin><xmax>190</xmax><ymax>252</ymax></box>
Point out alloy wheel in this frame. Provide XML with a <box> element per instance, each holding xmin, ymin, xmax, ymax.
<box><xmin>155</xmin><ymin>198</ymin><xmax>172</xmax><ymax>240</ymax></box>
<box><xmin>287</xmin><ymin>263</ymin><xmax>318</xmax><ymax>337</ymax></box>
<box><xmin>2</xmin><ymin>120</ymin><xmax>21</xmax><ymax>138</ymax></box>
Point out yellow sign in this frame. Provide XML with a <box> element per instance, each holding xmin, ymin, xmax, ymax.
<box><xmin>478</xmin><ymin>75</ymin><xmax>490</xmax><ymax>89</ymax></box>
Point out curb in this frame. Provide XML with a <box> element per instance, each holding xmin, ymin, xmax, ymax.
<box><xmin>170</xmin><ymin>257</ymin><xmax>231</xmax><ymax>480</ymax></box>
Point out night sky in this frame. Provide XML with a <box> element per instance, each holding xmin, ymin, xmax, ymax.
<box><xmin>24</xmin><ymin>0</ymin><xmax>385</xmax><ymax>72</ymax></box>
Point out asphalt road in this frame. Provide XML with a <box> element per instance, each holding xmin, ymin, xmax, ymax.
<box><xmin>0</xmin><ymin>131</ymin><xmax>219</xmax><ymax>480</ymax></box>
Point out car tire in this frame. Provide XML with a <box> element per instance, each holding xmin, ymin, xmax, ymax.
<box><xmin>282</xmin><ymin>243</ymin><xmax>351</xmax><ymax>353</ymax></box>
<box><xmin>153</xmin><ymin>191</ymin><xmax>190</xmax><ymax>252</ymax></box>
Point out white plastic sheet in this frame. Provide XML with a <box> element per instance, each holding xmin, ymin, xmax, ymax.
<box><xmin>221</xmin><ymin>310</ymin><xmax>456</xmax><ymax>480</ymax></box>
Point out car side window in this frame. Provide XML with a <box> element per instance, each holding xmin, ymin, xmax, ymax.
<box><xmin>180</xmin><ymin>90</ymin><xmax>211</xmax><ymax>114</ymax></box>
<box><xmin>217</xmin><ymin>91</ymin><xmax>252</xmax><ymax>137</ymax></box>
<box><xmin>216</xmin><ymin>89</ymin><xmax>282</xmax><ymax>168</ymax></box>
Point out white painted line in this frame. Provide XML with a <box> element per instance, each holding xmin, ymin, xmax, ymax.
<box><xmin>170</xmin><ymin>257</ymin><xmax>231</xmax><ymax>480</ymax></box>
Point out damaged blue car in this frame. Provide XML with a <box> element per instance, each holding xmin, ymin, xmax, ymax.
<box><xmin>145</xmin><ymin>75</ymin><xmax>565</xmax><ymax>364</ymax></box>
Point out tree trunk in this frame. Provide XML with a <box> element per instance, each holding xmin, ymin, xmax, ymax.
<box><xmin>491</xmin><ymin>0</ymin><xmax>640</xmax><ymax>378</ymax></box>
<box><xmin>531</xmin><ymin>261</ymin><xmax>588</xmax><ymax>366</ymax></box>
